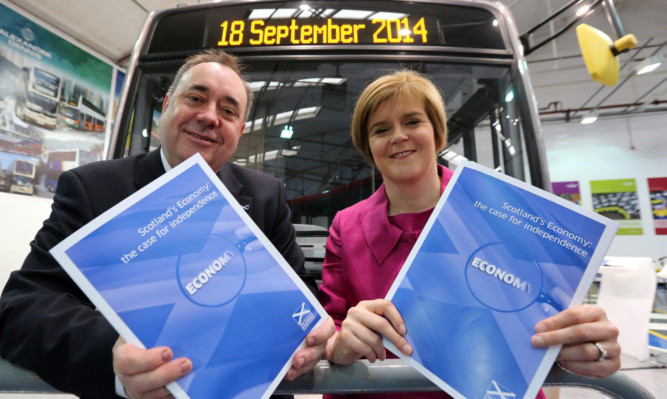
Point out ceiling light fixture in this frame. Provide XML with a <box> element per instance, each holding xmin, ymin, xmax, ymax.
<box><xmin>439</xmin><ymin>149</ymin><xmax>467</xmax><ymax>166</ymax></box>
<box><xmin>248</xmin><ymin>9</ymin><xmax>274</xmax><ymax>19</ymax></box>
<box><xmin>636</xmin><ymin>55</ymin><xmax>663</xmax><ymax>75</ymax></box>
<box><xmin>575</xmin><ymin>5</ymin><xmax>591</xmax><ymax>17</ymax></box>
<box><xmin>580</xmin><ymin>112</ymin><xmax>598</xmax><ymax>124</ymax></box>
<box><xmin>332</xmin><ymin>9</ymin><xmax>374</xmax><ymax>19</ymax></box>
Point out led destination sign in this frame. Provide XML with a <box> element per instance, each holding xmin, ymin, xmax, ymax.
<box><xmin>216</xmin><ymin>17</ymin><xmax>435</xmax><ymax>47</ymax></box>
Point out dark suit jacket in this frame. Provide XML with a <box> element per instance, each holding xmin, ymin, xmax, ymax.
<box><xmin>0</xmin><ymin>149</ymin><xmax>314</xmax><ymax>398</ymax></box>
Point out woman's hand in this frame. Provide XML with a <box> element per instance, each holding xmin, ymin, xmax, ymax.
<box><xmin>326</xmin><ymin>299</ymin><xmax>412</xmax><ymax>365</ymax></box>
<box><xmin>531</xmin><ymin>304</ymin><xmax>621</xmax><ymax>378</ymax></box>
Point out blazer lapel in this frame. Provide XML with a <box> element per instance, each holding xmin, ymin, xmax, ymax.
<box><xmin>360</xmin><ymin>184</ymin><xmax>403</xmax><ymax>266</ymax></box>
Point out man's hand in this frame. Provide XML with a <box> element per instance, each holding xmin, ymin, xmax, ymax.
<box><xmin>113</xmin><ymin>337</ymin><xmax>193</xmax><ymax>399</ymax></box>
<box><xmin>531</xmin><ymin>304</ymin><xmax>621</xmax><ymax>378</ymax></box>
<box><xmin>285</xmin><ymin>317</ymin><xmax>335</xmax><ymax>380</ymax></box>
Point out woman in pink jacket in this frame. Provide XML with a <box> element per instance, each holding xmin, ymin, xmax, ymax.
<box><xmin>319</xmin><ymin>70</ymin><xmax>621</xmax><ymax>399</ymax></box>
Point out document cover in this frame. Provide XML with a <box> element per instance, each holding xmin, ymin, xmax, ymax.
<box><xmin>50</xmin><ymin>154</ymin><xmax>326</xmax><ymax>399</ymax></box>
<box><xmin>385</xmin><ymin>160</ymin><xmax>618</xmax><ymax>399</ymax></box>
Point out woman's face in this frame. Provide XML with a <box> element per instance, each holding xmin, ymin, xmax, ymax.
<box><xmin>367</xmin><ymin>97</ymin><xmax>438</xmax><ymax>187</ymax></box>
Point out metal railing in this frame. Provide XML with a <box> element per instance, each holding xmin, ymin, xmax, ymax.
<box><xmin>0</xmin><ymin>358</ymin><xmax>656</xmax><ymax>398</ymax></box>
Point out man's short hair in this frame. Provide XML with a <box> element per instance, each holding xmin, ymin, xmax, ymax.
<box><xmin>168</xmin><ymin>49</ymin><xmax>254</xmax><ymax>121</ymax></box>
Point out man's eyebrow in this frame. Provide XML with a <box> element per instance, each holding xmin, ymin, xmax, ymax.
<box><xmin>223</xmin><ymin>95</ymin><xmax>241</xmax><ymax>110</ymax></box>
<box><xmin>185</xmin><ymin>84</ymin><xmax>241</xmax><ymax>109</ymax></box>
<box><xmin>187</xmin><ymin>84</ymin><xmax>210</xmax><ymax>93</ymax></box>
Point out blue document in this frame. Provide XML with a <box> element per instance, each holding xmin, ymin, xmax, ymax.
<box><xmin>50</xmin><ymin>154</ymin><xmax>326</xmax><ymax>399</ymax></box>
<box><xmin>385</xmin><ymin>160</ymin><xmax>618</xmax><ymax>399</ymax></box>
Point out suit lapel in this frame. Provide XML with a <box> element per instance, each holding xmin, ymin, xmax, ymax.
<box><xmin>218</xmin><ymin>163</ymin><xmax>253</xmax><ymax>213</ymax></box>
<box><xmin>134</xmin><ymin>150</ymin><xmax>166</xmax><ymax>190</ymax></box>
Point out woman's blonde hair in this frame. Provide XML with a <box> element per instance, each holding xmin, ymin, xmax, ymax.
<box><xmin>351</xmin><ymin>70</ymin><xmax>448</xmax><ymax>165</ymax></box>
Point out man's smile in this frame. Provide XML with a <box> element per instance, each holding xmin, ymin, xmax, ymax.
<box><xmin>186</xmin><ymin>130</ymin><xmax>216</xmax><ymax>143</ymax></box>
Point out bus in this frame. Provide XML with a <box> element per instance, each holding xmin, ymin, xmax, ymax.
<box><xmin>111</xmin><ymin>0</ymin><xmax>551</xmax><ymax>227</ymax></box>
<box><xmin>0</xmin><ymin>55</ymin><xmax>24</xmax><ymax>104</ymax></box>
<box><xmin>15</xmin><ymin>66</ymin><xmax>61</xmax><ymax>130</ymax></box>
<box><xmin>62</xmin><ymin>96</ymin><xmax>107</xmax><ymax>132</ymax></box>
<box><xmin>10</xmin><ymin>159</ymin><xmax>36</xmax><ymax>195</ymax></box>
<box><xmin>44</xmin><ymin>149</ymin><xmax>99</xmax><ymax>192</ymax></box>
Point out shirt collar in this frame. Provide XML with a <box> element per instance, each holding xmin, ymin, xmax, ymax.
<box><xmin>159</xmin><ymin>147</ymin><xmax>172</xmax><ymax>172</ymax></box>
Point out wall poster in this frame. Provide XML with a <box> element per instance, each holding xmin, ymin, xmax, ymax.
<box><xmin>648</xmin><ymin>177</ymin><xmax>667</xmax><ymax>235</ymax></box>
<box><xmin>0</xmin><ymin>2</ymin><xmax>114</xmax><ymax>198</ymax></box>
<box><xmin>590</xmin><ymin>178</ymin><xmax>643</xmax><ymax>235</ymax></box>
<box><xmin>552</xmin><ymin>181</ymin><xmax>582</xmax><ymax>205</ymax></box>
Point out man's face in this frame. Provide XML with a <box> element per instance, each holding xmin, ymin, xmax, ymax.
<box><xmin>159</xmin><ymin>62</ymin><xmax>247</xmax><ymax>172</ymax></box>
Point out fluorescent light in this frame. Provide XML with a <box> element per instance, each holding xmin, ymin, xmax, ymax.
<box><xmin>272</xmin><ymin>8</ymin><xmax>298</xmax><ymax>18</ymax></box>
<box><xmin>249</xmin><ymin>81</ymin><xmax>281</xmax><ymax>92</ymax></box>
<box><xmin>638</xmin><ymin>63</ymin><xmax>660</xmax><ymax>75</ymax></box>
<box><xmin>439</xmin><ymin>149</ymin><xmax>467</xmax><ymax>166</ymax></box>
<box><xmin>636</xmin><ymin>56</ymin><xmax>662</xmax><ymax>75</ymax></box>
<box><xmin>248</xmin><ymin>81</ymin><xmax>266</xmax><ymax>91</ymax></box>
<box><xmin>504</xmin><ymin>138</ymin><xmax>516</xmax><ymax>156</ymax></box>
<box><xmin>253</xmin><ymin>78</ymin><xmax>346</xmax><ymax>91</ymax></box>
<box><xmin>275</xmin><ymin>111</ymin><xmax>293</xmax><ymax>121</ymax></box>
<box><xmin>246</xmin><ymin>107</ymin><xmax>320</xmax><ymax>132</ymax></box>
<box><xmin>576</xmin><ymin>6</ymin><xmax>591</xmax><ymax>17</ymax></box>
<box><xmin>248</xmin><ymin>9</ymin><xmax>275</xmax><ymax>19</ymax></box>
<box><xmin>369</xmin><ymin>12</ymin><xmax>406</xmax><ymax>20</ymax></box>
<box><xmin>281</xmin><ymin>145</ymin><xmax>300</xmax><ymax>156</ymax></box>
<box><xmin>295</xmin><ymin>106</ymin><xmax>319</xmax><ymax>119</ymax></box>
<box><xmin>235</xmin><ymin>145</ymin><xmax>301</xmax><ymax>165</ymax></box>
<box><xmin>505</xmin><ymin>90</ymin><xmax>514</xmax><ymax>102</ymax></box>
<box><xmin>321</xmin><ymin>77</ymin><xmax>346</xmax><ymax>85</ymax></box>
<box><xmin>580</xmin><ymin>112</ymin><xmax>598</xmax><ymax>124</ymax></box>
<box><xmin>333</xmin><ymin>9</ymin><xmax>374</xmax><ymax>19</ymax></box>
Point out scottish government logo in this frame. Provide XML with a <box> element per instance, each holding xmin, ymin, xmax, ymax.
<box><xmin>484</xmin><ymin>380</ymin><xmax>516</xmax><ymax>399</ymax></box>
<box><xmin>293</xmin><ymin>302</ymin><xmax>316</xmax><ymax>331</ymax></box>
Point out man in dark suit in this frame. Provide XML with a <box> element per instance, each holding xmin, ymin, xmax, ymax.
<box><xmin>0</xmin><ymin>49</ymin><xmax>334</xmax><ymax>399</ymax></box>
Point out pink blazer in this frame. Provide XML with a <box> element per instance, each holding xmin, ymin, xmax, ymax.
<box><xmin>320</xmin><ymin>165</ymin><xmax>454</xmax><ymax>328</ymax></box>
